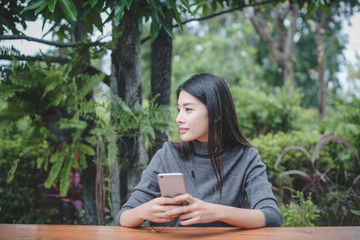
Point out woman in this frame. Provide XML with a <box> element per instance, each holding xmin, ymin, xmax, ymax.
<box><xmin>115</xmin><ymin>73</ymin><xmax>282</xmax><ymax>228</ymax></box>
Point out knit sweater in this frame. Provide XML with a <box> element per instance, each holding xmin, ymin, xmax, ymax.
<box><xmin>115</xmin><ymin>141</ymin><xmax>282</xmax><ymax>227</ymax></box>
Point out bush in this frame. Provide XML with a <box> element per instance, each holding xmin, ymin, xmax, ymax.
<box><xmin>279</xmin><ymin>188</ymin><xmax>320</xmax><ymax>227</ymax></box>
<box><xmin>273</xmin><ymin>133</ymin><xmax>360</xmax><ymax>226</ymax></box>
<box><xmin>230</xmin><ymin>85</ymin><xmax>302</xmax><ymax>138</ymax></box>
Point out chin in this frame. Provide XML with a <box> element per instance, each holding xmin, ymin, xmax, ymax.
<box><xmin>181</xmin><ymin>136</ymin><xmax>195</xmax><ymax>142</ymax></box>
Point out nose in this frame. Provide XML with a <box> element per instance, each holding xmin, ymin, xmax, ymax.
<box><xmin>176</xmin><ymin>110</ymin><xmax>184</xmax><ymax>124</ymax></box>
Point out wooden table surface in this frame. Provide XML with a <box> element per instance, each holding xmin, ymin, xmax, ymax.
<box><xmin>0</xmin><ymin>224</ymin><xmax>359</xmax><ymax>240</ymax></box>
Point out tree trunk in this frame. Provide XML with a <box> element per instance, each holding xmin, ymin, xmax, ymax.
<box><xmin>247</xmin><ymin>2</ymin><xmax>297</xmax><ymax>98</ymax></box>
<box><xmin>73</xmin><ymin>11</ymin><xmax>98</xmax><ymax>225</ymax></box>
<box><xmin>111</xmin><ymin>13</ymin><xmax>148</xmax><ymax>213</ymax></box>
<box><xmin>316</xmin><ymin>14</ymin><xmax>329</xmax><ymax>121</ymax></box>
<box><xmin>149</xmin><ymin>18</ymin><xmax>173</xmax><ymax>158</ymax></box>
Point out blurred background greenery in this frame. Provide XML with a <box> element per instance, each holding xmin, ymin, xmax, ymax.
<box><xmin>0</xmin><ymin>0</ymin><xmax>359</xmax><ymax>227</ymax></box>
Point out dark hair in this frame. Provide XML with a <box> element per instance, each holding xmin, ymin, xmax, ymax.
<box><xmin>172</xmin><ymin>73</ymin><xmax>251</xmax><ymax>196</ymax></box>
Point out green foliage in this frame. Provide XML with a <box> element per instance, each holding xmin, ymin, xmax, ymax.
<box><xmin>252</xmin><ymin>130</ymin><xmax>320</xmax><ymax>184</ymax></box>
<box><xmin>231</xmin><ymin>85</ymin><xmax>302</xmax><ymax>138</ymax></box>
<box><xmin>279</xmin><ymin>188</ymin><xmax>320</xmax><ymax>227</ymax></box>
<box><xmin>172</xmin><ymin>12</ymin><xmax>264</xmax><ymax>90</ymax></box>
<box><xmin>0</xmin><ymin>59</ymin><xmax>104</xmax><ymax>197</ymax></box>
<box><xmin>321</xmin><ymin>99</ymin><xmax>360</xmax><ymax>152</ymax></box>
<box><xmin>273</xmin><ymin>133</ymin><xmax>360</xmax><ymax>226</ymax></box>
<box><xmin>0</xmin><ymin>0</ymin><xmax>37</xmax><ymax>34</ymax></box>
<box><xmin>0</xmin><ymin>119</ymin><xmax>50</xmax><ymax>223</ymax></box>
<box><xmin>91</xmin><ymin>93</ymin><xmax>170</xmax><ymax>167</ymax></box>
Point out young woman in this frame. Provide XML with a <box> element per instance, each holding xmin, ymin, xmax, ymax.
<box><xmin>115</xmin><ymin>73</ymin><xmax>282</xmax><ymax>228</ymax></box>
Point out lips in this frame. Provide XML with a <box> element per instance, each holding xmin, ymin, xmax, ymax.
<box><xmin>179</xmin><ymin>127</ymin><xmax>189</xmax><ymax>134</ymax></box>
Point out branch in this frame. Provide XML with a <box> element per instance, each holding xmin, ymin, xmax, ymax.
<box><xmin>0</xmin><ymin>54</ymin><xmax>69</xmax><ymax>63</ymax></box>
<box><xmin>0</xmin><ymin>34</ymin><xmax>111</xmax><ymax>48</ymax></box>
<box><xmin>0</xmin><ymin>35</ymin><xmax>77</xmax><ymax>48</ymax></box>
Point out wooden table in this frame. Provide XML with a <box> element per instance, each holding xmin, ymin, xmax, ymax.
<box><xmin>0</xmin><ymin>224</ymin><xmax>359</xmax><ymax>240</ymax></box>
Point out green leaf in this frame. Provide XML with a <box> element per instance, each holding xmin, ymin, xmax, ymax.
<box><xmin>35</xmin><ymin>1</ymin><xmax>49</xmax><ymax>15</ymax></box>
<box><xmin>87</xmin><ymin>8</ymin><xmax>103</xmax><ymax>32</ymax></box>
<box><xmin>351</xmin><ymin>209</ymin><xmax>360</xmax><ymax>216</ymax></box>
<box><xmin>79</xmin><ymin>153</ymin><xmax>87</xmax><ymax>169</ymax></box>
<box><xmin>162</xmin><ymin>23</ymin><xmax>175</xmax><ymax>38</ymax></box>
<box><xmin>44</xmin><ymin>154</ymin><xmax>65</xmax><ymax>188</ymax></box>
<box><xmin>113</xmin><ymin>2</ymin><xmax>126</xmax><ymax>25</ymax></box>
<box><xmin>306</xmin><ymin>2</ymin><xmax>316</xmax><ymax>18</ymax></box>
<box><xmin>89</xmin><ymin>0</ymin><xmax>98</xmax><ymax>7</ymax></box>
<box><xmin>20</xmin><ymin>0</ymin><xmax>47</xmax><ymax>14</ymax></box>
<box><xmin>50</xmin><ymin>151</ymin><xmax>59</xmax><ymax>163</ymax></box>
<box><xmin>126</xmin><ymin>0</ymin><xmax>133</xmax><ymax>10</ymax></box>
<box><xmin>7</xmin><ymin>158</ymin><xmax>20</xmax><ymax>183</ymax></box>
<box><xmin>37</xmin><ymin>156</ymin><xmax>46</xmax><ymax>169</ymax></box>
<box><xmin>58</xmin><ymin>0</ymin><xmax>78</xmax><ymax>21</ymax></box>
<box><xmin>59</xmin><ymin>158</ymin><xmax>72</xmax><ymax>196</ymax></box>
<box><xmin>319</xmin><ymin>3</ymin><xmax>330</xmax><ymax>16</ymax></box>
<box><xmin>48</xmin><ymin>0</ymin><xmax>57</xmax><ymax>12</ymax></box>
<box><xmin>77</xmin><ymin>142</ymin><xmax>95</xmax><ymax>156</ymax></box>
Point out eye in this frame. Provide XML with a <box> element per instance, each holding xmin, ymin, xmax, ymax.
<box><xmin>176</xmin><ymin>108</ymin><xmax>180</xmax><ymax>113</ymax></box>
<box><xmin>186</xmin><ymin>108</ymin><xmax>192</xmax><ymax>112</ymax></box>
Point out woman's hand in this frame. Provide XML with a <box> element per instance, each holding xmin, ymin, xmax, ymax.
<box><xmin>120</xmin><ymin>196</ymin><xmax>183</xmax><ymax>227</ymax></box>
<box><xmin>164</xmin><ymin>194</ymin><xmax>220</xmax><ymax>226</ymax></box>
<box><xmin>137</xmin><ymin>197</ymin><xmax>183</xmax><ymax>223</ymax></box>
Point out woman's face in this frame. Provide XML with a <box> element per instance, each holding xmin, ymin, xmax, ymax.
<box><xmin>176</xmin><ymin>90</ymin><xmax>209</xmax><ymax>142</ymax></box>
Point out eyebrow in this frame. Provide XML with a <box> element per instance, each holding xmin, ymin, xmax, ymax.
<box><xmin>177</xmin><ymin>102</ymin><xmax>196</xmax><ymax>107</ymax></box>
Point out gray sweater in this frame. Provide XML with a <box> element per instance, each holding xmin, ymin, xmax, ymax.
<box><xmin>115</xmin><ymin>141</ymin><xmax>282</xmax><ymax>227</ymax></box>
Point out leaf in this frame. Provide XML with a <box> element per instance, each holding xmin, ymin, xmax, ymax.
<box><xmin>20</xmin><ymin>0</ymin><xmax>47</xmax><ymax>14</ymax></box>
<box><xmin>350</xmin><ymin>209</ymin><xmax>360</xmax><ymax>216</ymax></box>
<box><xmin>7</xmin><ymin>158</ymin><xmax>20</xmax><ymax>183</ymax></box>
<box><xmin>162</xmin><ymin>24</ymin><xmax>175</xmax><ymax>39</ymax></box>
<box><xmin>37</xmin><ymin>156</ymin><xmax>46</xmax><ymax>169</ymax></box>
<box><xmin>126</xmin><ymin>0</ymin><xmax>133</xmax><ymax>10</ymax></box>
<box><xmin>35</xmin><ymin>1</ymin><xmax>49</xmax><ymax>15</ymax></box>
<box><xmin>275</xmin><ymin>146</ymin><xmax>311</xmax><ymax>168</ymax></box>
<box><xmin>44</xmin><ymin>154</ymin><xmax>65</xmax><ymax>188</ymax></box>
<box><xmin>311</xmin><ymin>134</ymin><xmax>359</xmax><ymax>164</ymax></box>
<box><xmin>306</xmin><ymin>2</ymin><xmax>316</xmax><ymax>18</ymax></box>
<box><xmin>278</xmin><ymin>170</ymin><xmax>309</xmax><ymax>179</ymax></box>
<box><xmin>319</xmin><ymin>3</ymin><xmax>330</xmax><ymax>16</ymax></box>
<box><xmin>58</xmin><ymin>0</ymin><xmax>78</xmax><ymax>21</ymax></box>
<box><xmin>48</xmin><ymin>0</ymin><xmax>57</xmax><ymax>13</ymax></box>
<box><xmin>79</xmin><ymin>152</ymin><xmax>87</xmax><ymax>169</ymax></box>
<box><xmin>77</xmin><ymin>142</ymin><xmax>95</xmax><ymax>156</ymax></box>
<box><xmin>59</xmin><ymin>158</ymin><xmax>72</xmax><ymax>196</ymax></box>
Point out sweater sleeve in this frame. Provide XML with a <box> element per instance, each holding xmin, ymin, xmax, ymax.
<box><xmin>244</xmin><ymin>148</ymin><xmax>282</xmax><ymax>227</ymax></box>
<box><xmin>114</xmin><ymin>147</ymin><xmax>166</xmax><ymax>226</ymax></box>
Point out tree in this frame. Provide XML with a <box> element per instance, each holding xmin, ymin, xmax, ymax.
<box><xmin>246</xmin><ymin>1</ymin><xmax>298</xmax><ymax>98</ymax></box>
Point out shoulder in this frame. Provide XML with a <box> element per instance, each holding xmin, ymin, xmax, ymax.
<box><xmin>155</xmin><ymin>142</ymin><xmax>179</xmax><ymax>156</ymax></box>
<box><xmin>227</xmin><ymin>144</ymin><xmax>260</xmax><ymax>159</ymax></box>
<box><xmin>150</xmin><ymin>142</ymin><xmax>180</xmax><ymax>164</ymax></box>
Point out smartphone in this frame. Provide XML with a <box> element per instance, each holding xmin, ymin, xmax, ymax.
<box><xmin>157</xmin><ymin>173</ymin><xmax>187</xmax><ymax>198</ymax></box>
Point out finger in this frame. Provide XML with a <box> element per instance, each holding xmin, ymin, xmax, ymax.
<box><xmin>179</xmin><ymin>217</ymin><xmax>199</xmax><ymax>226</ymax></box>
<box><xmin>164</xmin><ymin>205</ymin><xmax>191</xmax><ymax>218</ymax></box>
<box><xmin>156</xmin><ymin>197</ymin><xmax>178</xmax><ymax>205</ymax></box>
<box><xmin>173</xmin><ymin>193</ymin><xmax>194</xmax><ymax>204</ymax></box>
<box><xmin>178</xmin><ymin>211</ymin><xmax>195</xmax><ymax>221</ymax></box>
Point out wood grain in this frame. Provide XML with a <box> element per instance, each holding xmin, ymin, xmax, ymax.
<box><xmin>0</xmin><ymin>224</ymin><xmax>359</xmax><ymax>240</ymax></box>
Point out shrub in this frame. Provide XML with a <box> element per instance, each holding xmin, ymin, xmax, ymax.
<box><xmin>230</xmin><ymin>85</ymin><xmax>302</xmax><ymax>138</ymax></box>
<box><xmin>275</xmin><ymin>134</ymin><xmax>360</xmax><ymax>226</ymax></box>
<box><xmin>279</xmin><ymin>188</ymin><xmax>320</xmax><ymax>227</ymax></box>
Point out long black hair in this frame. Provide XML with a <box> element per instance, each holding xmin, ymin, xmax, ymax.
<box><xmin>172</xmin><ymin>73</ymin><xmax>251</xmax><ymax>196</ymax></box>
